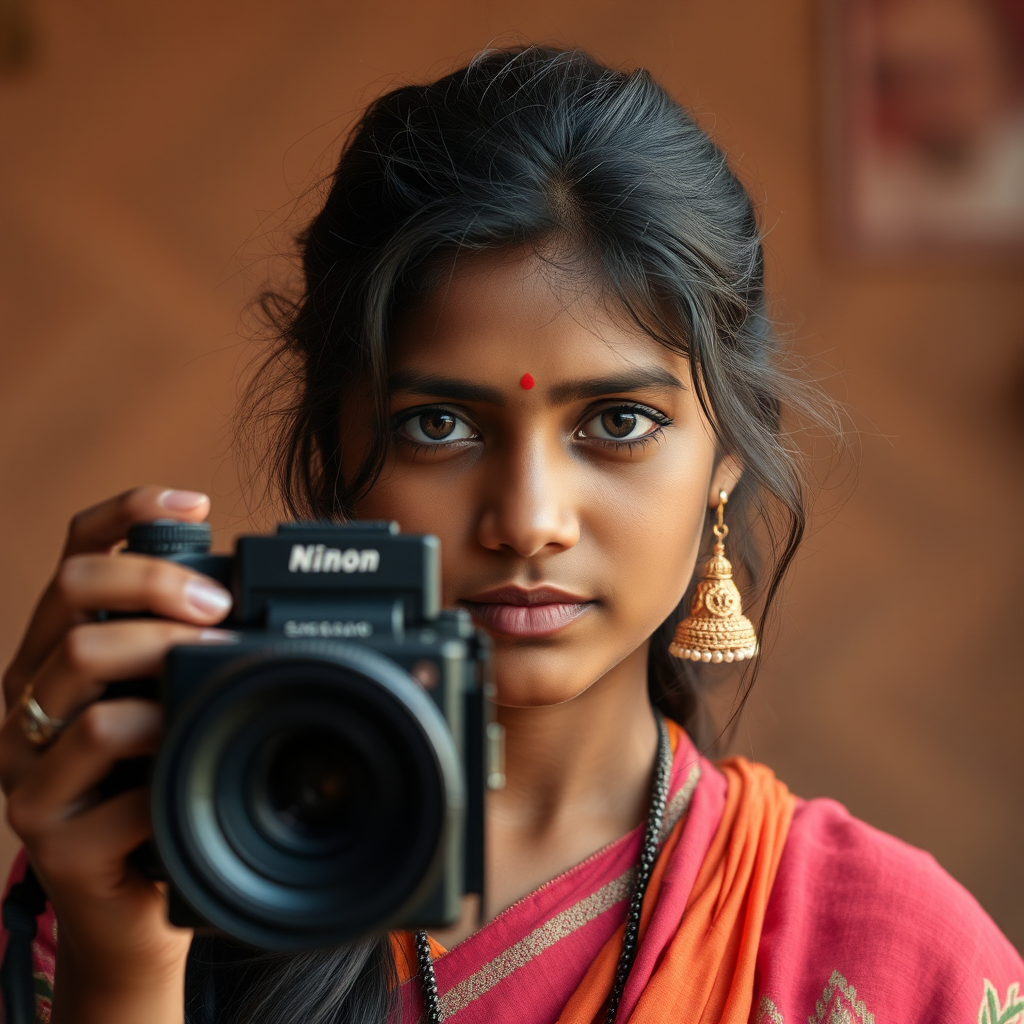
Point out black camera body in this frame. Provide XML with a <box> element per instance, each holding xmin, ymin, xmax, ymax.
<box><xmin>126</xmin><ymin>520</ymin><xmax>498</xmax><ymax>951</ymax></box>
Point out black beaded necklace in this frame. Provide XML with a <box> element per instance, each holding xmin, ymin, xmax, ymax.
<box><xmin>415</xmin><ymin>714</ymin><xmax>673</xmax><ymax>1024</ymax></box>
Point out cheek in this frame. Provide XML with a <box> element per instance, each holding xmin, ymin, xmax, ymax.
<box><xmin>358</xmin><ymin>472</ymin><xmax>452</xmax><ymax>527</ymax></box>
<box><xmin>354</xmin><ymin>467</ymin><xmax>475</xmax><ymax>583</ymax></box>
<box><xmin>586</xmin><ymin>461</ymin><xmax>709</xmax><ymax>624</ymax></box>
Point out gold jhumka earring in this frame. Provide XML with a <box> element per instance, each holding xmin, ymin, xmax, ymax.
<box><xmin>669</xmin><ymin>490</ymin><xmax>759</xmax><ymax>664</ymax></box>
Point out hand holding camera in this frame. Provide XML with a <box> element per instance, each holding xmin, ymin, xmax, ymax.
<box><xmin>134</xmin><ymin>509</ymin><xmax>494</xmax><ymax>950</ymax></box>
<box><xmin>0</xmin><ymin>485</ymin><xmax>498</xmax><ymax>1023</ymax></box>
<box><xmin>0</xmin><ymin>486</ymin><xmax>227</xmax><ymax>1023</ymax></box>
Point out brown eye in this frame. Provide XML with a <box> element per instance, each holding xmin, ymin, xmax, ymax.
<box><xmin>420</xmin><ymin>412</ymin><xmax>456</xmax><ymax>440</ymax></box>
<box><xmin>398</xmin><ymin>408</ymin><xmax>475</xmax><ymax>445</ymax></box>
<box><xmin>579</xmin><ymin>405</ymin><xmax>664</xmax><ymax>443</ymax></box>
<box><xmin>601</xmin><ymin>410</ymin><xmax>638</xmax><ymax>438</ymax></box>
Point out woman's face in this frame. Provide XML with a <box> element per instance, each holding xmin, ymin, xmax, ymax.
<box><xmin>343</xmin><ymin>248</ymin><xmax>736</xmax><ymax>708</ymax></box>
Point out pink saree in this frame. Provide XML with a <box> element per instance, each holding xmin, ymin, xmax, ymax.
<box><xmin>395</xmin><ymin>722</ymin><xmax>707</xmax><ymax>1022</ymax></box>
<box><xmin>4</xmin><ymin>722</ymin><xmax>1023</xmax><ymax>1023</ymax></box>
<box><xmin>394</xmin><ymin>723</ymin><xmax>1024</xmax><ymax>1024</ymax></box>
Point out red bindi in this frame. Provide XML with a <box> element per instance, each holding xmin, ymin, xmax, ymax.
<box><xmin>519</xmin><ymin>372</ymin><xmax>536</xmax><ymax>390</ymax></box>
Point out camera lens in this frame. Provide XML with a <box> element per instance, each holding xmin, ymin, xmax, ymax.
<box><xmin>150</xmin><ymin>641</ymin><xmax>463</xmax><ymax>950</ymax></box>
<box><xmin>256</xmin><ymin>729</ymin><xmax>356</xmax><ymax>849</ymax></box>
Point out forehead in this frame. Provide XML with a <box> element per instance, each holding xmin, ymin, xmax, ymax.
<box><xmin>390</xmin><ymin>247</ymin><xmax>687</xmax><ymax>381</ymax></box>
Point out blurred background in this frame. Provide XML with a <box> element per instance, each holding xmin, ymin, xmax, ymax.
<box><xmin>1</xmin><ymin>0</ymin><xmax>1022</xmax><ymax>947</ymax></box>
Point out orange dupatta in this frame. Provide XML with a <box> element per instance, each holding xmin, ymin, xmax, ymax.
<box><xmin>556</xmin><ymin>756</ymin><xmax>794</xmax><ymax>1024</ymax></box>
<box><xmin>393</xmin><ymin>738</ymin><xmax>794</xmax><ymax>1024</ymax></box>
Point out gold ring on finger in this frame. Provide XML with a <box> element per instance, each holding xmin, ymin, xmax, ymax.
<box><xmin>19</xmin><ymin>683</ymin><xmax>69</xmax><ymax>747</ymax></box>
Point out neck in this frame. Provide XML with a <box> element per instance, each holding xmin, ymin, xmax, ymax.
<box><xmin>488</xmin><ymin>644</ymin><xmax>658</xmax><ymax>905</ymax></box>
<box><xmin>496</xmin><ymin>644</ymin><xmax>659</xmax><ymax>827</ymax></box>
<box><xmin>432</xmin><ymin>644</ymin><xmax>660</xmax><ymax>943</ymax></box>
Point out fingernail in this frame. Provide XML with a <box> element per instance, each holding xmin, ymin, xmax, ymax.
<box><xmin>198</xmin><ymin>629</ymin><xmax>241</xmax><ymax>643</ymax></box>
<box><xmin>184</xmin><ymin>577</ymin><xmax>233</xmax><ymax>616</ymax></box>
<box><xmin>158</xmin><ymin>489</ymin><xmax>208</xmax><ymax>511</ymax></box>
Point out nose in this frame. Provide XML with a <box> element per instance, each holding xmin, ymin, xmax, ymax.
<box><xmin>476</xmin><ymin>433</ymin><xmax>580</xmax><ymax>558</ymax></box>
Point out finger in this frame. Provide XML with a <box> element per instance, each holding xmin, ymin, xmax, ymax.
<box><xmin>31</xmin><ymin>788</ymin><xmax>154</xmax><ymax>894</ymax></box>
<box><xmin>3</xmin><ymin>486</ymin><xmax>212</xmax><ymax>704</ymax></box>
<box><xmin>0</xmin><ymin>625</ymin><xmax>236</xmax><ymax>792</ymax></box>
<box><xmin>63</xmin><ymin>486</ymin><xmax>210</xmax><ymax>558</ymax></box>
<box><xmin>7</xmin><ymin>700</ymin><xmax>161</xmax><ymax>835</ymax></box>
<box><xmin>57</xmin><ymin>553</ymin><xmax>233</xmax><ymax>619</ymax></box>
<box><xmin>38</xmin><ymin>619</ymin><xmax>236</xmax><ymax>717</ymax></box>
<box><xmin>8</xmin><ymin>553</ymin><xmax>233</xmax><ymax>687</ymax></box>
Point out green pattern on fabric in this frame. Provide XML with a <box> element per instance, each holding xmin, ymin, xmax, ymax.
<box><xmin>32</xmin><ymin>971</ymin><xmax>53</xmax><ymax>1023</ymax></box>
<box><xmin>979</xmin><ymin>980</ymin><xmax>1024</xmax><ymax>1024</ymax></box>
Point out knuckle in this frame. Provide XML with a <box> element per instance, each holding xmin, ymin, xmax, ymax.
<box><xmin>138</xmin><ymin>557</ymin><xmax>182</xmax><ymax>606</ymax></box>
<box><xmin>75</xmin><ymin>703</ymin><xmax>113</xmax><ymax>747</ymax></box>
<box><xmin>53</xmin><ymin>556</ymin><xmax>85</xmax><ymax>603</ymax></box>
<box><xmin>61</xmin><ymin>624</ymin><xmax>97</xmax><ymax>676</ymax></box>
<box><xmin>125</xmin><ymin>484</ymin><xmax>153</xmax><ymax>505</ymax></box>
<box><xmin>150</xmin><ymin>620</ymin><xmax>187</xmax><ymax>649</ymax></box>
<box><xmin>122</xmin><ymin>485</ymin><xmax>159</xmax><ymax>522</ymax></box>
<box><xmin>67</xmin><ymin>507</ymin><xmax>90</xmax><ymax>541</ymax></box>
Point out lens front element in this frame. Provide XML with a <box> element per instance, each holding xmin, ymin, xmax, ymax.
<box><xmin>259</xmin><ymin>729</ymin><xmax>354</xmax><ymax>849</ymax></box>
<box><xmin>151</xmin><ymin>641</ymin><xmax>463</xmax><ymax>949</ymax></box>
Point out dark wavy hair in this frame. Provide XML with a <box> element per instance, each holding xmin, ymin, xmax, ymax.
<box><xmin>204</xmin><ymin>44</ymin><xmax>829</xmax><ymax>1024</ymax></box>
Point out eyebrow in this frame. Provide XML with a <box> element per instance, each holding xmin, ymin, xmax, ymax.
<box><xmin>388</xmin><ymin>370</ymin><xmax>506</xmax><ymax>404</ymax></box>
<box><xmin>387</xmin><ymin>366</ymin><xmax>686</xmax><ymax>405</ymax></box>
<box><xmin>549</xmin><ymin>368</ymin><xmax>687</xmax><ymax>403</ymax></box>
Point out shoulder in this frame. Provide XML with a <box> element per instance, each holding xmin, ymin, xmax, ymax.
<box><xmin>755</xmin><ymin>797</ymin><xmax>1024</xmax><ymax>1024</ymax></box>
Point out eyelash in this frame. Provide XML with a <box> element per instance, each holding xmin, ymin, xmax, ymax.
<box><xmin>577</xmin><ymin>403</ymin><xmax>672</xmax><ymax>451</ymax></box>
<box><xmin>393</xmin><ymin>406</ymin><xmax>479</xmax><ymax>454</ymax></box>
<box><xmin>392</xmin><ymin>403</ymin><xmax>673</xmax><ymax>454</ymax></box>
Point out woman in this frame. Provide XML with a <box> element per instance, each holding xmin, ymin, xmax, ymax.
<box><xmin>0</xmin><ymin>47</ymin><xmax>1020</xmax><ymax>1024</ymax></box>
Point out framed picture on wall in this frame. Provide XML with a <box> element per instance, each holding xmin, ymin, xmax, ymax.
<box><xmin>823</xmin><ymin>0</ymin><xmax>1024</xmax><ymax>257</ymax></box>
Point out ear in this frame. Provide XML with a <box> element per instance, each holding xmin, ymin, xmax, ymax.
<box><xmin>708</xmin><ymin>455</ymin><xmax>743</xmax><ymax>510</ymax></box>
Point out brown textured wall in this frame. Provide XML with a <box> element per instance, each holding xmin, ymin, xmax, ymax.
<box><xmin>1</xmin><ymin>0</ymin><xmax>1022</xmax><ymax>948</ymax></box>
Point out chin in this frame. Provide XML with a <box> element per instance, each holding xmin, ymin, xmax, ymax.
<box><xmin>488</xmin><ymin>633</ymin><xmax>646</xmax><ymax>710</ymax></box>
<box><xmin>494</xmin><ymin>687</ymin><xmax>592</xmax><ymax>709</ymax></box>
<box><xmin>490</xmin><ymin>658</ymin><xmax>601</xmax><ymax>709</ymax></box>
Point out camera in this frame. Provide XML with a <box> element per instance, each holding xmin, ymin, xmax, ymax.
<box><xmin>122</xmin><ymin>519</ymin><xmax>500</xmax><ymax>951</ymax></box>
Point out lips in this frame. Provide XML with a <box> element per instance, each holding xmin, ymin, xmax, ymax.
<box><xmin>460</xmin><ymin>585</ymin><xmax>595</xmax><ymax>638</ymax></box>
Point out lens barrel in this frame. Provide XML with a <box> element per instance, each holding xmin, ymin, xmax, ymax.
<box><xmin>151</xmin><ymin>641</ymin><xmax>463</xmax><ymax>949</ymax></box>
